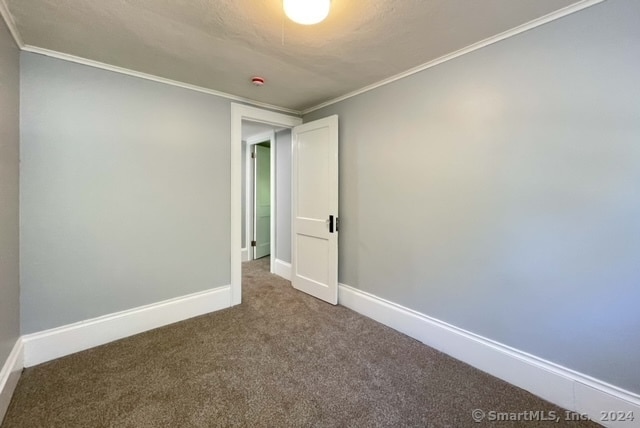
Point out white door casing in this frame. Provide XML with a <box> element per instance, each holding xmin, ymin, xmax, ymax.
<box><xmin>292</xmin><ymin>115</ymin><xmax>339</xmax><ymax>305</ymax></box>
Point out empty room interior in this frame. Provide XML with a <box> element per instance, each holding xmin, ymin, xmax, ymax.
<box><xmin>1</xmin><ymin>0</ymin><xmax>639</xmax><ymax>426</ymax></box>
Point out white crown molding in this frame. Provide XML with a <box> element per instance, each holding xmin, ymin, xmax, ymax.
<box><xmin>338</xmin><ymin>283</ymin><xmax>639</xmax><ymax>428</ymax></box>
<box><xmin>302</xmin><ymin>0</ymin><xmax>607</xmax><ymax>115</ymax></box>
<box><xmin>0</xmin><ymin>0</ymin><xmax>24</xmax><ymax>48</ymax></box>
<box><xmin>21</xmin><ymin>45</ymin><xmax>301</xmax><ymax>116</ymax></box>
<box><xmin>0</xmin><ymin>339</ymin><xmax>23</xmax><ymax>423</ymax></box>
<box><xmin>0</xmin><ymin>0</ymin><xmax>299</xmax><ymax>114</ymax></box>
<box><xmin>4</xmin><ymin>0</ymin><xmax>606</xmax><ymax>117</ymax></box>
<box><xmin>22</xmin><ymin>285</ymin><xmax>231</xmax><ymax>367</ymax></box>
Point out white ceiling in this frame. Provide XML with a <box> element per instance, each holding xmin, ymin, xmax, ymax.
<box><xmin>4</xmin><ymin>0</ymin><xmax>582</xmax><ymax>112</ymax></box>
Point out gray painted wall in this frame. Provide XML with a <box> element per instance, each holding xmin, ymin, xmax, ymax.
<box><xmin>20</xmin><ymin>52</ymin><xmax>231</xmax><ymax>334</ymax></box>
<box><xmin>275</xmin><ymin>129</ymin><xmax>292</xmax><ymax>263</ymax></box>
<box><xmin>0</xmin><ymin>17</ymin><xmax>20</xmax><ymax>365</ymax></box>
<box><xmin>305</xmin><ymin>0</ymin><xmax>640</xmax><ymax>393</ymax></box>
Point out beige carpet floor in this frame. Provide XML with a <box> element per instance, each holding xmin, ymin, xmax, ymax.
<box><xmin>3</xmin><ymin>257</ymin><xmax>599</xmax><ymax>427</ymax></box>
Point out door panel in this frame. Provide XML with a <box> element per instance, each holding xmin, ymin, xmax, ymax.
<box><xmin>297</xmin><ymin>127</ymin><xmax>329</xmax><ymax>219</ymax></box>
<box><xmin>296</xmin><ymin>235</ymin><xmax>330</xmax><ymax>286</ymax></box>
<box><xmin>292</xmin><ymin>115</ymin><xmax>338</xmax><ymax>304</ymax></box>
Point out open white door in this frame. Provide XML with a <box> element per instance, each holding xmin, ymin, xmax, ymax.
<box><xmin>292</xmin><ymin>115</ymin><xmax>339</xmax><ymax>305</ymax></box>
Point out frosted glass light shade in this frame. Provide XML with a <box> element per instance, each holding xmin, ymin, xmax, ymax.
<box><xmin>283</xmin><ymin>0</ymin><xmax>331</xmax><ymax>25</ymax></box>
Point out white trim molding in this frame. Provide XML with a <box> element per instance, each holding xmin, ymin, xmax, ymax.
<box><xmin>3</xmin><ymin>0</ymin><xmax>605</xmax><ymax>118</ymax></box>
<box><xmin>274</xmin><ymin>259</ymin><xmax>292</xmax><ymax>281</ymax></box>
<box><xmin>0</xmin><ymin>0</ymin><xmax>297</xmax><ymax>114</ymax></box>
<box><xmin>0</xmin><ymin>0</ymin><xmax>24</xmax><ymax>48</ymax></box>
<box><xmin>22</xmin><ymin>46</ymin><xmax>299</xmax><ymax>115</ymax></box>
<box><xmin>241</xmin><ymin>247</ymin><xmax>249</xmax><ymax>262</ymax></box>
<box><xmin>338</xmin><ymin>283</ymin><xmax>640</xmax><ymax>428</ymax></box>
<box><xmin>22</xmin><ymin>285</ymin><xmax>231</xmax><ymax>367</ymax></box>
<box><xmin>0</xmin><ymin>339</ymin><xmax>23</xmax><ymax>423</ymax></box>
<box><xmin>302</xmin><ymin>0</ymin><xmax>606</xmax><ymax>114</ymax></box>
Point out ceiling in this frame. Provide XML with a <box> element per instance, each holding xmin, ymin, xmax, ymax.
<box><xmin>4</xmin><ymin>0</ymin><xmax>582</xmax><ymax>112</ymax></box>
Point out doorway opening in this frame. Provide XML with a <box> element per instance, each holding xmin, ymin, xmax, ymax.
<box><xmin>251</xmin><ymin>141</ymin><xmax>272</xmax><ymax>261</ymax></box>
<box><xmin>242</xmin><ymin>126</ymin><xmax>275</xmax><ymax>272</ymax></box>
<box><xmin>231</xmin><ymin>104</ymin><xmax>302</xmax><ymax>306</ymax></box>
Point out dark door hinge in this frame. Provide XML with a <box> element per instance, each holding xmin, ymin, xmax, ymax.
<box><xmin>251</xmin><ymin>240</ymin><xmax>256</xmax><ymax>247</ymax></box>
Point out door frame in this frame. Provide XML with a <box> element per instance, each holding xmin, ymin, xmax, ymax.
<box><xmin>245</xmin><ymin>131</ymin><xmax>275</xmax><ymax>270</ymax></box>
<box><xmin>231</xmin><ymin>104</ymin><xmax>302</xmax><ymax>306</ymax></box>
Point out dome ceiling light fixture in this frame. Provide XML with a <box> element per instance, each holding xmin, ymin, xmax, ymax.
<box><xmin>283</xmin><ymin>0</ymin><xmax>331</xmax><ymax>25</ymax></box>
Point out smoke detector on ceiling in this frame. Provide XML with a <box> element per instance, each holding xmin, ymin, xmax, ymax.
<box><xmin>251</xmin><ymin>77</ymin><xmax>265</xmax><ymax>86</ymax></box>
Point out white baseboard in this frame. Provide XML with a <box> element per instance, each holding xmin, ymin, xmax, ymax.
<box><xmin>22</xmin><ymin>285</ymin><xmax>231</xmax><ymax>367</ymax></box>
<box><xmin>338</xmin><ymin>283</ymin><xmax>640</xmax><ymax>428</ymax></box>
<box><xmin>274</xmin><ymin>259</ymin><xmax>292</xmax><ymax>281</ymax></box>
<box><xmin>241</xmin><ymin>248</ymin><xmax>249</xmax><ymax>262</ymax></box>
<box><xmin>0</xmin><ymin>339</ymin><xmax>23</xmax><ymax>424</ymax></box>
